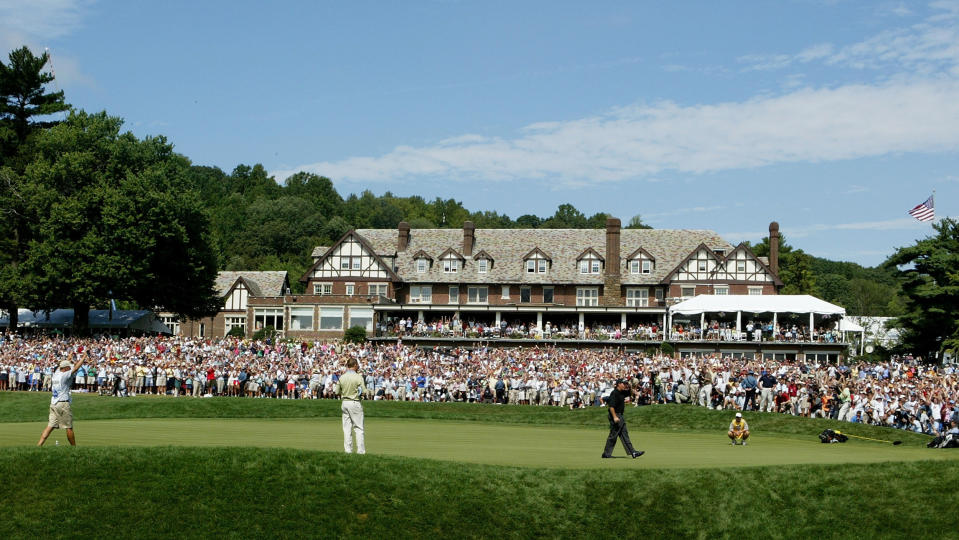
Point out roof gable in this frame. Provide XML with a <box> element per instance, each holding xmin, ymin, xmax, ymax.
<box><xmin>299</xmin><ymin>230</ymin><xmax>400</xmax><ymax>283</ymax></box>
<box><xmin>522</xmin><ymin>247</ymin><xmax>552</xmax><ymax>261</ymax></box>
<box><xmin>575</xmin><ymin>247</ymin><xmax>604</xmax><ymax>262</ymax></box>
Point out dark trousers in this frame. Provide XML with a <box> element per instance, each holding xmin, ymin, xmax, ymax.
<box><xmin>603</xmin><ymin>417</ymin><xmax>637</xmax><ymax>457</ymax></box>
<box><xmin>744</xmin><ymin>388</ymin><xmax>757</xmax><ymax>410</ymax></box>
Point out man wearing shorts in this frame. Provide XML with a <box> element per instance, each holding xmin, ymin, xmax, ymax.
<box><xmin>37</xmin><ymin>352</ymin><xmax>86</xmax><ymax>446</ymax></box>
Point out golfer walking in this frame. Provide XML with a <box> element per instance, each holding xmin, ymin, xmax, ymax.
<box><xmin>37</xmin><ymin>351</ymin><xmax>87</xmax><ymax>447</ymax></box>
<box><xmin>337</xmin><ymin>358</ymin><xmax>366</xmax><ymax>454</ymax></box>
<box><xmin>602</xmin><ymin>379</ymin><xmax>644</xmax><ymax>459</ymax></box>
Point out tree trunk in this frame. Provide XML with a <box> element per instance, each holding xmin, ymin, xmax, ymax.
<box><xmin>72</xmin><ymin>303</ymin><xmax>90</xmax><ymax>335</ymax></box>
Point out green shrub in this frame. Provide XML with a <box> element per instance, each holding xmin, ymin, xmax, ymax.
<box><xmin>343</xmin><ymin>326</ymin><xmax>367</xmax><ymax>344</ymax></box>
<box><xmin>252</xmin><ymin>326</ymin><xmax>277</xmax><ymax>341</ymax></box>
<box><xmin>226</xmin><ymin>326</ymin><xmax>246</xmax><ymax>338</ymax></box>
<box><xmin>660</xmin><ymin>342</ymin><xmax>674</xmax><ymax>357</ymax></box>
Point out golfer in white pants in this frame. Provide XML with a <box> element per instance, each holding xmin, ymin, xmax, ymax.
<box><xmin>337</xmin><ymin>358</ymin><xmax>367</xmax><ymax>454</ymax></box>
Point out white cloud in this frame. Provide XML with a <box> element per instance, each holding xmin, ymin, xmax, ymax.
<box><xmin>0</xmin><ymin>0</ymin><xmax>95</xmax><ymax>90</ymax></box>
<box><xmin>273</xmin><ymin>78</ymin><xmax>959</xmax><ymax>184</ymax></box>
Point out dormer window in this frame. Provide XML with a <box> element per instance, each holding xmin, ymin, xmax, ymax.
<box><xmin>438</xmin><ymin>248</ymin><xmax>465</xmax><ymax>274</ymax></box>
<box><xmin>478</xmin><ymin>259</ymin><xmax>488</xmax><ymax>273</ymax></box>
<box><xmin>627</xmin><ymin>248</ymin><xmax>656</xmax><ymax>275</ymax></box>
<box><xmin>522</xmin><ymin>248</ymin><xmax>551</xmax><ymax>275</ymax></box>
<box><xmin>577</xmin><ymin>248</ymin><xmax>603</xmax><ymax>274</ymax></box>
<box><xmin>416</xmin><ymin>259</ymin><xmax>427</xmax><ymax>273</ymax></box>
<box><xmin>412</xmin><ymin>250</ymin><xmax>433</xmax><ymax>273</ymax></box>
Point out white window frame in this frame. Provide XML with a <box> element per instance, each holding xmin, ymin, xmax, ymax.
<box><xmin>526</xmin><ymin>260</ymin><xmax>536</xmax><ymax>273</ymax></box>
<box><xmin>340</xmin><ymin>258</ymin><xmax>350</xmax><ymax>270</ymax></box>
<box><xmin>319</xmin><ymin>307</ymin><xmax>344</xmax><ymax>330</ymax></box>
<box><xmin>626</xmin><ymin>288</ymin><xmax>649</xmax><ymax>307</ymax></box>
<box><xmin>224</xmin><ymin>315</ymin><xmax>246</xmax><ymax>336</ymax></box>
<box><xmin>501</xmin><ymin>285</ymin><xmax>510</xmax><ymax>299</ymax></box>
<box><xmin>352</xmin><ymin>257</ymin><xmax>361</xmax><ymax>270</ymax></box>
<box><xmin>416</xmin><ymin>259</ymin><xmax>428</xmax><ymax>273</ymax></box>
<box><xmin>681</xmin><ymin>286</ymin><xmax>696</xmax><ymax>298</ymax></box>
<box><xmin>642</xmin><ymin>260</ymin><xmax>653</xmax><ymax>274</ymax></box>
<box><xmin>314</xmin><ymin>282</ymin><xmax>332</xmax><ymax>295</ymax></box>
<box><xmin>630</xmin><ymin>260</ymin><xmax>640</xmax><ymax>274</ymax></box>
<box><xmin>748</xmin><ymin>286</ymin><xmax>764</xmax><ymax>296</ymax></box>
<box><xmin>289</xmin><ymin>307</ymin><xmax>314</xmax><ymax>331</ymax></box>
<box><xmin>410</xmin><ymin>285</ymin><xmax>432</xmax><ymax>304</ymax></box>
<box><xmin>655</xmin><ymin>288</ymin><xmax>664</xmax><ymax>301</ymax></box>
<box><xmin>467</xmin><ymin>286</ymin><xmax>488</xmax><ymax>304</ymax></box>
<box><xmin>448</xmin><ymin>285</ymin><xmax>459</xmax><ymax>304</ymax></box>
<box><xmin>345</xmin><ymin>283</ymin><xmax>355</xmax><ymax>296</ymax></box>
<box><xmin>576</xmin><ymin>287</ymin><xmax>599</xmax><ymax>307</ymax></box>
<box><xmin>736</xmin><ymin>261</ymin><xmax>746</xmax><ymax>272</ymax></box>
<box><xmin>477</xmin><ymin>259</ymin><xmax>488</xmax><ymax>273</ymax></box>
<box><xmin>348</xmin><ymin>307</ymin><xmax>373</xmax><ymax>332</ymax></box>
<box><xmin>698</xmin><ymin>261</ymin><xmax>707</xmax><ymax>272</ymax></box>
<box><xmin>368</xmin><ymin>283</ymin><xmax>387</xmax><ymax>297</ymax></box>
<box><xmin>443</xmin><ymin>258</ymin><xmax>459</xmax><ymax>273</ymax></box>
<box><xmin>714</xmin><ymin>286</ymin><xmax>729</xmax><ymax>295</ymax></box>
<box><xmin>254</xmin><ymin>308</ymin><xmax>284</xmax><ymax>331</ymax></box>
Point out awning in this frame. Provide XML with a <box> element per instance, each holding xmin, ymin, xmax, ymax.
<box><xmin>668</xmin><ymin>295</ymin><xmax>845</xmax><ymax>316</ymax></box>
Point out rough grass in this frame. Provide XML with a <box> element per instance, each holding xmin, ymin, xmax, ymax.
<box><xmin>0</xmin><ymin>446</ymin><xmax>957</xmax><ymax>538</ymax></box>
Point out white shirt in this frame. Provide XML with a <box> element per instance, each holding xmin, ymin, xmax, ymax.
<box><xmin>51</xmin><ymin>369</ymin><xmax>75</xmax><ymax>405</ymax></box>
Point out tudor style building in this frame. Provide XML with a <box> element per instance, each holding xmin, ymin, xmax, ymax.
<box><xmin>264</xmin><ymin>218</ymin><xmax>784</xmax><ymax>338</ymax></box>
<box><xmin>164</xmin><ymin>219</ymin><xmax>783</xmax><ymax>340</ymax></box>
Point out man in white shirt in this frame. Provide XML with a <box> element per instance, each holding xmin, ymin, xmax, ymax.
<box><xmin>37</xmin><ymin>351</ymin><xmax>86</xmax><ymax>447</ymax></box>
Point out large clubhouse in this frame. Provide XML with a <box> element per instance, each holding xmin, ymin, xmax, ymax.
<box><xmin>165</xmin><ymin>219</ymin><xmax>852</xmax><ymax>361</ymax></box>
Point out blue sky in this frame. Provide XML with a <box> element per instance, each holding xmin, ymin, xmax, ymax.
<box><xmin>4</xmin><ymin>0</ymin><xmax>959</xmax><ymax>266</ymax></box>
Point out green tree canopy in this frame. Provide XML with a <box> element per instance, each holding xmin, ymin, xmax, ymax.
<box><xmin>0</xmin><ymin>46</ymin><xmax>70</xmax><ymax>163</ymax></box>
<box><xmin>22</xmin><ymin>110</ymin><xmax>220</xmax><ymax>329</ymax></box>
<box><xmin>885</xmin><ymin>218</ymin><xmax>959</xmax><ymax>361</ymax></box>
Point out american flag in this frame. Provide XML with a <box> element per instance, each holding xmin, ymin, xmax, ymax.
<box><xmin>908</xmin><ymin>195</ymin><xmax>935</xmax><ymax>222</ymax></box>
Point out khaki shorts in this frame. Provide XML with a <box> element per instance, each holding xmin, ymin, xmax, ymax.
<box><xmin>48</xmin><ymin>401</ymin><xmax>73</xmax><ymax>429</ymax></box>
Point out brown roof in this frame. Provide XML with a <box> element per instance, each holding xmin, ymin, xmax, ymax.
<box><xmin>215</xmin><ymin>271</ymin><xmax>289</xmax><ymax>297</ymax></box>
<box><xmin>350</xmin><ymin>228</ymin><xmax>733</xmax><ymax>285</ymax></box>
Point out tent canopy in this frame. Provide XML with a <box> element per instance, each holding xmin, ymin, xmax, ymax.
<box><xmin>669</xmin><ymin>295</ymin><xmax>845</xmax><ymax>316</ymax></box>
<box><xmin>0</xmin><ymin>309</ymin><xmax>172</xmax><ymax>334</ymax></box>
<box><xmin>837</xmin><ymin>319</ymin><xmax>864</xmax><ymax>333</ymax></box>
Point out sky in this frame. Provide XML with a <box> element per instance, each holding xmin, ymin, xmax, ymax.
<box><xmin>3</xmin><ymin>0</ymin><xmax>959</xmax><ymax>267</ymax></box>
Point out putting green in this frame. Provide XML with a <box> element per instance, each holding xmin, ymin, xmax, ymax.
<box><xmin>2</xmin><ymin>417</ymin><xmax>954</xmax><ymax>469</ymax></box>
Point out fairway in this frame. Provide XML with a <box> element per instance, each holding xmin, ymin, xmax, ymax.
<box><xmin>2</xmin><ymin>417</ymin><xmax>952</xmax><ymax>469</ymax></box>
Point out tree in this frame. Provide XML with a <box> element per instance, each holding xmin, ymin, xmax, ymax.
<box><xmin>625</xmin><ymin>214</ymin><xmax>653</xmax><ymax>229</ymax></box>
<box><xmin>515</xmin><ymin>214</ymin><xmax>542</xmax><ymax>228</ymax></box>
<box><xmin>543</xmin><ymin>203</ymin><xmax>587</xmax><ymax>228</ymax></box>
<box><xmin>22</xmin><ymin>110</ymin><xmax>221</xmax><ymax>331</ymax></box>
<box><xmin>0</xmin><ymin>46</ymin><xmax>70</xmax><ymax>163</ymax></box>
<box><xmin>0</xmin><ymin>46</ymin><xmax>70</xmax><ymax>331</ymax></box>
<box><xmin>885</xmin><ymin>218</ymin><xmax>959</xmax><ymax>361</ymax></box>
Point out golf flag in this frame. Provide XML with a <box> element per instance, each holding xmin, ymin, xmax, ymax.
<box><xmin>908</xmin><ymin>194</ymin><xmax>935</xmax><ymax>222</ymax></box>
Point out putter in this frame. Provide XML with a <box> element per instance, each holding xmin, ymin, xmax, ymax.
<box><xmin>840</xmin><ymin>432</ymin><xmax>902</xmax><ymax>445</ymax></box>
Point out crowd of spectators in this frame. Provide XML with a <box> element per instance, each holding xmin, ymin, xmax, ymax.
<box><xmin>1</xmin><ymin>334</ymin><xmax>953</xmax><ymax>436</ymax></box>
<box><xmin>379</xmin><ymin>316</ymin><xmax>842</xmax><ymax>343</ymax></box>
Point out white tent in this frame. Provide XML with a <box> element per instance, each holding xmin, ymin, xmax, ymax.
<box><xmin>669</xmin><ymin>294</ymin><xmax>845</xmax><ymax>316</ymax></box>
<box><xmin>667</xmin><ymin>295</ymin><xmax>846</xmax><ymax>342</ymax></box>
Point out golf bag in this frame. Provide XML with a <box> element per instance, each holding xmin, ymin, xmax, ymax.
<box><xmin>819</xmin><ymin>429</ymin><xmax>848</xmax><ymax>443</ymax></box>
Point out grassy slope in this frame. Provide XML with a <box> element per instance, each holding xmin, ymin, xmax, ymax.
<box><xmin>1</xmin><ymin>447</ymin><xmax>957</xmax><ymax>539</ymax></box>
<box><xmin>0</xmin><ymin>393</ymin><xmax>953</xmax><ymax>538</ymax></box>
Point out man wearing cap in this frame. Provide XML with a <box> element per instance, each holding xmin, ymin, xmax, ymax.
<box><xmin>37</xmin><ymin>351</ymin><xmax>87</xmax><ymax>447</ymax></box>
<box><xmin>336</xmin><ymin>357</ymin><xmax>366</xmax><ymax>454</ymax></box>
<box><xmin>602</xmin><ymin>379</ymin><xmax>644</xmax><ymax>459</ymax></box>
<box><xmin>728</xmin><ymin>412</ymin><xmax>750</xmax><ymax>445</ymax></box>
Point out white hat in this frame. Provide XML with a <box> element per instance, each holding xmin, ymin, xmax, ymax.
<box><xmin>735</xmin><ymin>412</ymin><xmax>742</xmax><ymax>418</ymax></box>
<box><xmin>59</xmin><ymin>359</ymin><xmax>72</xmax><ymax>369</ymax></box>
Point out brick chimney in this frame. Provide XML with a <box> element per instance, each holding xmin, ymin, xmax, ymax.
<box><xmin>397</xmin><ymin>221</ymin><xmax>411</xmax><ymax>252</ymax></box>
<box><xmin>603</xmin><ymin>217</ymin><xmax>623</xmax><ymax>306</ymax></box>
<box><xmin>769</xmin><ymin>221</ymin><xmax>780</xmax><ymax>275</ymax></box>
<box><xmin>462</xmin><ymin>221</ymin><xmax>475</xmax><ymax>256</ymax></box>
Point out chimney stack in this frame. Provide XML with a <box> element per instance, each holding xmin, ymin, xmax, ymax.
<box><xmin>605</xmin><ymin>217</ymin><xmax>621</xmax><ymax>276</ymax></box>
<box><xmin>397</xmin><ymin>221</ymin><xmax>411</xmax><ymax>252</ymax></box>
<box><xmin>462</xmin><ymin>221</ymin><xmax>475</xmax><ymax>256</ymax></box>
<box><xmin>769</xmin><ymin>221</ymin><xmax>780</xmax><ymax>275</ymax></box>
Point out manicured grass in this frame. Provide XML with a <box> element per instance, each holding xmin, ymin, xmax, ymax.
<box><xmin>1</xmin><ymin>392</ymin><xmax>954</xmax><ymax>538</ymax></box>
<box><xmin>0</xmin><ymin>392</ymin><xmax>934</xmax><ymax>446</ymax></box>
